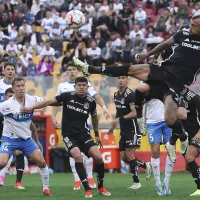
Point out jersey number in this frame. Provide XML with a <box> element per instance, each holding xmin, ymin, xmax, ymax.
<box><xmin>1</xmin><ymin>144</ymin><xmax>8</xmax><ymax>152</ymax></box>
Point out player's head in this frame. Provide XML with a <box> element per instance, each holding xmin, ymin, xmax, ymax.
<box><xmin>74</xmin><ymin>77</ymin><xmax>89</xmax><ymax>96</ymax></box>
<box><xmin>116</xmin><ymin>76</ymin><xmax>128</xmax><ymax>88</ymax></box>
<box><xmin>4</xmin><ymin>63</ymin><xmax>16</xmax><ymax>81</ymax></box>
<box><xmin>66</xmin><ymin>62</ymin><xmax>79</xmax><ymax>81</ymax></box>
<box><xmin>189</xmin><ymin>14</ymin><xmax>200</xmax><ymax>36</ymax></box>
<box><xmin>12</xmin><ymin>77</ymin><xmax>25</xmax><ymax>98</ymax></box>
<box><xmin>4</xmin><ymin>87</ymin><xmax>14</xmax><ymax>100</ymax></box>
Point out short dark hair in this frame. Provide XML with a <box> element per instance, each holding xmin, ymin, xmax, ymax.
<box><xmin>12</xmin><ymin>77</ymin><xmax>25</xmax><ymax>86</ymax></box>
<box><xmin>5</xmin><ymin>87</ymin><xmax>14</xmax><ymax>96</ymax></box>
<box><xmin>4</xmin><ymin>63</ymin><xmax>16</xmax><ymax>69</ymax></box>
<box><xmin>75</xmin><ymin>77</ymin><xmax>88</xmax><ymax>85</ymax></box>
<box><xmin>67</xmin><ymin>62</ymin><xmax>78</xmax><ymax>70</ymax></box>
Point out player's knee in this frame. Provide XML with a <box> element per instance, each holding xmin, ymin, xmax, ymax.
<box><xmin>151</xmin><ymin>149</ymin><xmax>160</xmax><ymax>158</ymax></box>
<box><xmin>177</xmin><ymin>108</ymin><xmax>187</xmax><ymax>120</ymax></box>
<box><xmin>93</xmin><ymin>155</ymin><xmax>103</xmax><ymax>164</ymax></box>
<box><xmin>73</xmin><ymin>155</ymin><xmax>83</xmax><ymax>163</ymax></box>
<box><xmin>164</xmin><ymin>115</ymin><xmax>176</xmax><ymax>126</ymax></box>
<box><xmin>185</xmin><ymin>154</ymin><xmax>195</xmax><ymax>164</ymax></box>
<box><xmin>37</xmin><ymin>159</ymin><xmax>46</xmax><ymax>168</ymax></box>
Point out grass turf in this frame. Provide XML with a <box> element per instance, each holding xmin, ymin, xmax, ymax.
<box><xmin>0</xmin><ymin>172</ymin><xmax>196</xmax><ymax>200</ymax></box>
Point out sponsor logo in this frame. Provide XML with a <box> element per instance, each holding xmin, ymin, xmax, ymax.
<box><xmin>182</xmin><ymin>42</ymin><xmax>200</xmax><ymax>50</ymax></box>
<box><xmin>102</xmin><ymin>151</ymin><xmax>112</xmax><ymax>164</ymax></box>
<box><xmin>67</xmin><ymin>104</ymin><xmax>88</xmax><ymax>114</ymax></box>
<box><xmin>84</xmin><ymin>102</ymin><xmax>89</xmax><ymax>109</ymax></box>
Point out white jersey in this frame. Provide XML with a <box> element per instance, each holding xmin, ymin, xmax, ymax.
<box><xmin>0</xmin><ymin>78</ymin><xmax>12</xmax><ymax>103</ymax></box>
<box><xmin>0</xmin><ymin>94</ymin><xmax>44</xmax><ymax>139</ymax></box>
<box><xmin>146</xmin><ymin>99</ymin><xmax>165</xmax><ymax>124</ymax></box>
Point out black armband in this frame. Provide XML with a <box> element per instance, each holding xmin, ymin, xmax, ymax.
<box><xmin>94</xmin><ymin>130</ymin><xmax>99</xmax><ymax>137</ymax></box>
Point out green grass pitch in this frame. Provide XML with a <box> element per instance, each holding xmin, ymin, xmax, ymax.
<box><xmin>0</xmin><ymin>172</ymin><xmax>196</xmax><ymax>200</ymax></box>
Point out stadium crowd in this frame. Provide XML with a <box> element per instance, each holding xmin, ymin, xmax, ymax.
<box><xmin>0</xmin><ymin>0</ymin><xmax>199</xmax><ymax>77</ymax></box>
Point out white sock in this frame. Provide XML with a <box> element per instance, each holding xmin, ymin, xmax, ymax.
<box><xmin>40</xmin><ymin>165</ymin><xmax>49</xmax><ymax>191</ymax></box>
<box><xmin>24</xmin><ymin>157</ymin><xmax>29</xmax><ymax>171</ymax></box>
<box><xmin>151</xmin><ymin>157</ymin><xmax>161</xmax><ymax>186</ymax></box>
<box><xmin>69</xmin><ymin>157</ymin><xmax>80</xmax><ymax>182</ymax></box>
<box><xmin>0</xmin><ymin>155</ymin><xmax>13</xmax><ymax>177</ymax></box>
<box><xmin>163</xmin><ymin>155</ymin><xmax>174</xmax><ymax>185</ymax></box>
<box><xmin>83</xmin><ymin>155</ymin><xmax>93</xmax><ymax>179</ymax></box>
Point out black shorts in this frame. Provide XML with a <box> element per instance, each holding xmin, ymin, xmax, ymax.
<box><xmin>0</xmin><ymin>116</ymin><xmax>3</xmax><ymax>144</ymax></box>
<box><xmin>146</xmin><ymin>64</ymin><xmax>185</xmax><ymax>105</ymax></box>
<box><xmin>119</xmin><ymin>131</ymin><xmax>141</xmax><ymax>151</ymax></box>
<box><xmin>62</xmin><ymin>134</ymin><xmax>96</xmax><ymax>157</ymax></box>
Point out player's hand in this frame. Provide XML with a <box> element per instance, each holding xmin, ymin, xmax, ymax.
<box><xmin>103</xmin><ymin>106</ymin><xmax>110</xmax><ymax>119</ymax></box>
<box><xmin>20</xmin><ymin>106</ymin><xmax>33</xmax><ymax>113</ymax></box>
<box><xmin>136</xmin><ymin>53</ymin><xmax>149</xmax><ymax>61</ymax></box>
<box><xmin>111</xmin><ymin>118</ymin><xmax>119</xmax><ymax>128</ymax></box>
<box><xmin>108</xmin><ymin>128</ymin><xmax>114</xmax><ymax>135</ymax></box>
<box><xmin>52</xmin><ymin>117</ymin><xmax>58</xmax><ymax>128</ymax></box>
<box><xmin>96</xmin><ymin>137</ymin><xmax>103</xmax><ymax>148</ymax></box>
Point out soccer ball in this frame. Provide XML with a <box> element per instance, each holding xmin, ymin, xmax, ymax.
<box><xmin>66</xmin><ymin>10</ymin><xmax>86</xmax><ymax>29</ymax></box>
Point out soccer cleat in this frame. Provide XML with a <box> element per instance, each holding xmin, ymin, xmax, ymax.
<box><xmin>162</xmin><ymin>182</ymin><xmax>171</xmax><ymax>195</ymax></box>
<box><xmin>14</xmin><ymin>182</ymin><xmax>25</xmax><ymax>190</ymax></box>
<box><xmin>180</xmin><ymin>136</ymin><xmax>189</xmax><ymax>156</ymax></box>
<box><xmin>127</xmin><ymin>182</ymin><xmax>141</xmax><ymax>190</ymax></box>
<box><xmin>43</xmin><ymin>189</ymin><xmax>52</xmax><ymax>196</ymax></box>
<box><xmin>0</xmin><ymin>175</ymin><xmax>5</xmax><ymax>186</ymax></box>
<box><xmin>73</xmin><ymin>181</ymin><xmax>81</xmax><ymax>190</ymax></box>
<box><xmin>97</xmin><ymin>187</ymin><xmax>111</xmax><ymax>196</ymax></box>
<box><xmin>190</xmin><ymin>189</ymin><xmax>200</xmax><ymax>196</ymax></box>
<box><xmin>156</xmin><ymin>185</ymin><xmax>164</xmax><ymax>196</ymax></box>
<box><xmin>88</xmin><ymin>178</ymin><xmax>96</xmax><ymax>189</ymax></box>
<box><xmin>145</xmin><ymin>162</ymin><xmax>152</xmax><ymax>180</ymax></box>
<box><xmin>85</xmin><ymin>190</ymin><xmax>93</xmax><ymax>198</ymax></box>
<box><xmin>165</xmin><ymin>141</ymin><xmax>176</xmax><ymax>163</ymax></box>
<box><xmin>72</xmin><ymin>57</ymin><xmax>90</xmax><ymax>77</ymax></box>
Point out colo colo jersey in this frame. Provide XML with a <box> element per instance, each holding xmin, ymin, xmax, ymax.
<box><xmin>146</xmin><ymin>99</ymin><xmax>165</xmax><ymax>124</ymax></box>
<box><xmin>0</xmin><ymin>78</ymin><xmax>12</xmax><ymax>103</ymax></box>
<box><xmin>55</xmin><ymin>92</ymin><xmax>96</xmax><ymax>137</ymax></box>
<box><xmin>0</xmin><ymin>94</ymin><xmax>44</xmax><ymax>139</ymax></box>
<box><xmin>161</xmin><ymin>28</ymin><xmax>200</xmax><ymax>85</ymax></box>
<box><xmin>183</xmin><ymin>90</ymin><xmax>200</xmax><ymax>135</ymax></box>
<box><xmin>114</xmin><ymin>87</ymin><xmax>139</xmax><ymax>133</ymax></box>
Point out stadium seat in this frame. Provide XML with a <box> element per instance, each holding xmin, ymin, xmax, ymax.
<box><xmin>33</xmin><ymin>56</ymin><xmax>40</xmax><ymax>65</ymax></box>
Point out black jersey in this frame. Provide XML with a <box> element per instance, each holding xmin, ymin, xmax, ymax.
<box><xmin>183</xmin><ymin>90</ymin><xmax>200</xmax><ymax>136</ymax></box>
<box><xmin>161</xmin><ymin>28</ymin><xmax>200</xmax><ymax>85</ymax></box>
<box><xmin>114</xmin><ymin>87</ymin><xmax>139</xmax><ymax>133</ymax></box>
<box><xmin>55</xmin><ymin>92</ymin><xmax>96</xmax><ymax>137</ymax></box>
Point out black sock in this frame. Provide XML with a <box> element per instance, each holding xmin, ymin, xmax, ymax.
<box><xmin>136</xmin><ymin>158</ymin><xmax>146</xmax><ymax>169</ymax></box>
<box><xmin>75</xmin><ymin>162</ymin><xmax>90</xmax><ymax>191</ymax></box>
<box><xmin>188</xmin><ymin>160</ymin><xmax>200</xmax><ymax>189</ymax></box>
<box><xmin>88</xmin><ymin>65</ymin><xmax>130</xmax><ymax>77</ymax></box>
<box><xmin>16</xmin><ymin>154</ymin><xmax>24</xmax><ymax>183</ymax></box>
<box><xmin>129</xmin><ymin>159</ymin><xmax>139</xmax><ymax>183</ymax></box>
<box><xmin>168</xmin><ymin>119</ymin><xmax>187</xmax><ymax>142</ymax></box>
<box><xmin>96</xmin><ymin>163</ymin><xmax>104</xmax><ymax>188</ymax></box>
<box><xmin>135</xmin><ymin>89</ymin><xmax>146</xmax><ymax>118</ymax></box>
<box><xmin>170</xmin><ymin>132</ymin><xmax>179</xmax><ymax>145</ymax></box>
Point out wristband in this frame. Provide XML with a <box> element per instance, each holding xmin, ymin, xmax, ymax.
<box><xmin>94</xmin><ymin>130</ymin><xmax>99</xmax><ymax>137</ymax></box>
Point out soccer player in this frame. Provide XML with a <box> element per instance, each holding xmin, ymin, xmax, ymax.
<box><xmin>52</xmin><ymin>63</ymin><xmax>109</xmax><ymax>190</ymax></box>
<box><xmin>145</xmin><ymin>98</ymin><xmax>174</xmax><ymax>196</ymax></box>
<box><xmin>72</xmin><ymin>13</ymin><xmax>200</xmax><ymax>162</ymax></box>
<box><xmin>108</xmin><ymin>76</ymin><xmax>151</xmax><ymax>190</ymax></box>
<box><xmin>0</xmin><ymin>77</ymin><xmax>52</xmax><ymax>196</ymax></box>
<box><xmin>21</xmin><ymin>77</ymin><xmax>111</xmax><ymax>198</ymax></box>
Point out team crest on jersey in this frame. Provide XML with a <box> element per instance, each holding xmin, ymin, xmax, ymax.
<box><xmin>84</xmin><ymin>102</ymin><xmax>89</xmax><ymax>109</ymax></box>
<box><xmin>70</xmin><ymin>100</ymin><xmax>74</xmax><ymax>103</ymax></box>
<box><xmin>121</xmin><ymin>98</ymin><xmax>125</xmax><ymax>104</ymax></box>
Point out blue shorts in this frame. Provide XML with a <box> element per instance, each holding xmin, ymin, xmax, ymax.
<box><xmin>0</xmin><ymin>136</ymin><xmax>39</xmax><ymax>157</ymax></box>
<box><xmin>147</xmin><ymin>121</ymin><xmax>172</xmax><ymax>144</ymax></box>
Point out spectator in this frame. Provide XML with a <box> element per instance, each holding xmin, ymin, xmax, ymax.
<box><xmin>124</xmin><ymin>33</ymin><xmax>134</xmax><ymax>54</ymax></box>
<box><xmin>19</xmin><ymin>20</ymin><xmax>32</xmax><ymax>35</ymax></box>
<box><xmin>155</xmin><ymin>8</ymin><xmax>169</xmax><ymax>32</ymax></box>
<box><xmin>85</xmin><ymin>1</ymin><xmax>95</xmax><ymax>14</ymax></box>
<box><xmin>0</xmin><ymin>60</ymin><xmax>4</xmax><ymax>75</ymax></box>
<box><xmin>99</xmin><ymin>80</ymin><xmax>110</xmax><ymax>104</ymax></box>
<box><xmin>165</xmin><ymin>16</ymin><xmax>178</xmax><ymax>36</ymax></box>
<box><xmin>177</xmin><ymin>0</ymin><xmax>190</xmax><ymax>24</ymax></box>
<box><xmin>16</xmin><ymin>58</ymin><xmax>27</xmax><ymax>76</ymax></box>
<box><xmin>58</xmin><ymin>11</ymin><xmax>67</xmax><ymax>31</ymax></box>
<box><xmin>23</xmin><ymin>40</ymin><xmax>33</xmax><ymax>54</ymax></box>
<box><xmin>0</xmin><ymin>12</ymin><xmax>11</xmax><ymax>36</ymax></box>
<box><xmin>8</xmin><ymin>51</ymin><xmax>18</xmax><ymax>64</ymax></box>
<box><xmin>63</xmin><ymin>28</ymin><xmax>74</xmax><ymax>40</ymax></box>
<box><xmin>155</xmin><ymin>0</ymin><xmax>167</xmax><ymax>15</ymax></box>
<box><xmin>133</xmin><ymin>34</ymin><xmax>147</xmax><ymax>54</ymax></box>
<box><xmin>129</xmin><ymin>24</ymin><xmax>144</xmax><ymax>40</ymax></box>
<box><xmin>69</xmin><ymin>0</ymin><xmax>82</xmax><ymax>11</ymax></box>
<box><xmin>95</xmin><ymin>31</ymin><xmax>106</xmax><ymax>49</ymax></box>
<box><xmin>79</xmin><ymin>48</ymin><xmax>92</xmax><ymax>65</ymax></box>
<box><xmin>74</xmin><ymin>42</ymin><xmax>84</xmax><ymax>58</ymax></box>
<box><xmin>167</xmin><ymin>1</ymin><xmax>178</xmax><ymax>15</ymax></box>
<box><xmin>24</xmin><ymin>9</ymin><xmax>35</xmax><ymax>24</ymax></box>
<box><xmin>11</xmin><ymin>8</ymin><xmax>19</xmax><ymax>22</ymax></box>
<box><xmin>146</xmin><ymin>25</ymin><xmax>158</xmax><ymax>38</ymax></box>
<box><xmin>8</xmin><ymin>23</ymin><xmax>18</xmax><ymax>41</ymax></box>
<box><xmin>41</xmin><ymin>11</ymin><xmax>54</xmax><ymax>33</ymax></box>
<box><xmin>31</xmin><ymin>0</ymin><xmax>40</xmax><ymax>16</ymax></box>
<box><xmin>0</xmin><ymin>3</ymin><xmax>6</xmax><ymax>16</ymax></box>
<box><xmin>51</xmin><ymin>6</ymin><xmax>59</xmax><ymax>21</ymax></box>
<box><xmin>110</xmin><ymin>32</ymin><xmax>121</xmax><ymax>47</ymax></box>
<box><xmin>16</xmin><ymin>0</ymin><xmax>27</xmax><ymax>13</ymax></box>
<box><xmin>101</xmin><ymin>40</ymin><xmax>115</xmax><ymax>65</ymax></box>
<box><xmin>16</xmin><ymin>29</ymin><xmax>25</xmax><ymax>46</ymax></box>
<box><xmin>35</xmin><ymin>5</ymin><xmax>46</xmax><ymax>26</ymax></box>
<box><xmin>107</xmin><ymin>3</ymin><xmax>115</xmax><ymax>17</ymax></box>
<box><xmin>87</xmin><ymin>40</ymin><xmax>101</xmax><ymax>66</ymax></box>
<box><xmin>49</xmin><ymin>22</ymin><xmax>62</xmax><ymax>38</ymax></box>
<box><xmin>14</xmin><ymin>11</ymin><xmax>25</xmax><ymax>30</ymax></box>
<box><xmin>68</xmin><ymin>28</ymin><xmax>82</xmax><ymax>49</ymax></box>
<box><xmin>40</xmin><ymin>41</ymin><xmax>56</xmax><ymax>57</ymax></box>
<box><xmin>0</xmin><ymin>44</ymin><xmax>4</xmax><ymax>57</ymax></box>
<box><xmin>6</xmin><ymin>39</ymin><xmax>18</xmax><ymax>55</ymax></box>
<box><xmin>93</xmin><ymin>3</ymin><xmax>101</xmax><ymax>20</ymax></box>
<box><xmin>99</xmin><ymin>0</ymin><xmax>109</xmax><ymax>13</ymax></box>
<box><xmin>4</xmin><ymin>0</ymin><xmax>14</xmax><ymax>14</ymax></box>
<box><xmin>119</xmin><ymin>2</ymin><xmax>134</xmax><ymax>31</ymax></box>
<box><xmin>134</xmin><ymin>5</ymin><xmax>147</xmax><ymax>28</ymax></box>
<box><xmin>113</xmin><ymin>0</ymin><xmax>123</xmax><ymax>14</ymax></box>
<box><xmin>51</xmin><ymin>34</ymin><xmax>63</xmax><ymax>58</ymax></box>
<box><xmin>27</xmin><ymin>58</ymin><xmax>37</xmax><ymax>76</ymax></box>
<box><xmin>192</xmin><ymin>3</ymin><xmax>200</xmax><ymax>15</ymax></box>
<box><xmin>145</xmin><ymin>25</ymin><xmax>164</xmax><ymax>44</ymax></box>
<box><xmin>20</xmin><ymin>48</ymin><xmax>33</xmax><ymax>67</ymax></box>
<box><xmin>61</xmin><ymin>50</ymin><xmax>72</xmax><ymax>73</ymax></box>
